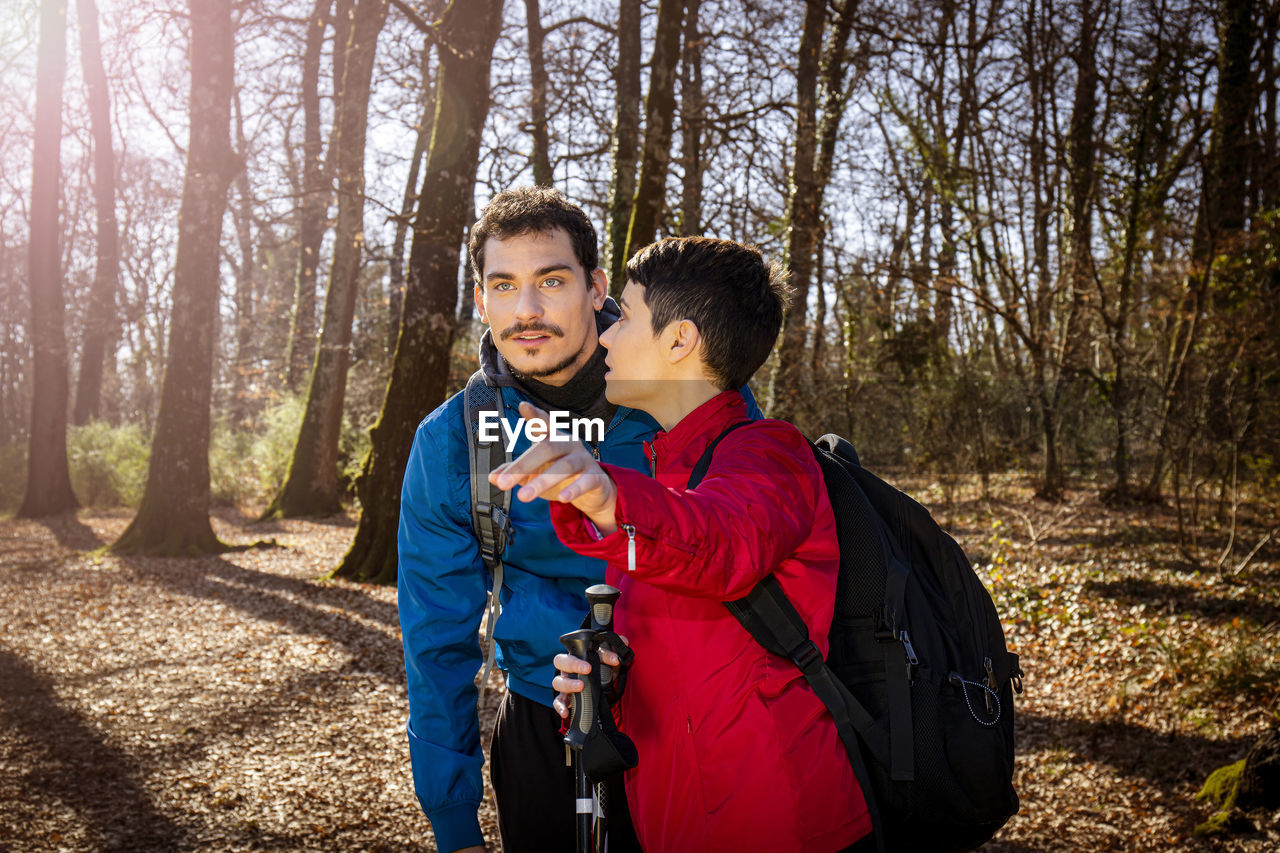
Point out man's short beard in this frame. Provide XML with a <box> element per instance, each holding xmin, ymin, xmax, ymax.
<box><xmin>508</xmin><ymin>343</ymin><xmax>588</xmax><ymax>381</ymax></box>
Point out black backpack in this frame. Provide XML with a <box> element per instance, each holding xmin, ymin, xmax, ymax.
<box><xmin>689</xmin><ymin>426</ymin><xmax>1023</xmax><ymax>853</ymax></box>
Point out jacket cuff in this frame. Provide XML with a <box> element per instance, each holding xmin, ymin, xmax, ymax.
<box><xmin>428</xmin><ymin>801</ymin><xmax>485</xmax><ymax>853</ymax></box>
<box><xmin>550</xmin><ymin>499</ymin><xmax>624</xmax><ymax>550</ymax></box>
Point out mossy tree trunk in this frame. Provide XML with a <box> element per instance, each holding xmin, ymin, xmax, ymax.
<box><xmin>604</xmin><ymin>0</ymin><xmax>641</xmax><ymax>298</ymax></box>
<box><xmin>229</xmin><ymin>89</ymin><xmax>256</xmax><ymax>429</ymax></box>
<box><xmin>285</xmin><ymin>0</ymin><xmax>336</xmax><ymax>392</ymax></box>
<box><xmin>112</xmin><ymin>0</ymin><xmax>235</xmax><ymax>554</ymax></box>
<box><xmin>767</xmin><ymin>0</ymin><xmax>827</xmax><ymax>421</ymax></box>
<box><xmin>266</xmin><ymin>0</ymin><xmax>388</xmax><ymax>519</ymax></box>
<box><xmin>524</xmin><ymin>0</ymin><xmax>552</xmax><ymax>187</ymax></box>
<box><xmin>389</xmin><ymin>22</ymin><xmax>441</xmax><ymax>350</ymax></box>
<box><xmin>677</xmin><ymin>0</ymin><xmax>703</xmax><ymax>237</ymax></box>
<box><xmin>1144</xmin><ymin>0</ymin><xmax>1257</xmax><ymax>499</ymax></box>
<box><xmin>70</xmin><ymin>0</ymin><xmax>120</xmax><ymax>427</ymax></box>
<box><xmin>622</xmin><ymin>0</ymin><xmax>683</xmax><ymax>259</ymax></box>
<box><xmin>19</xmin><ymin>0</ymin><xmax>77</xmax><ymax>519</ymax></box>
<box><xmin>334</xmin><ymin>0</ymin><xmax>504</xmax><ymax>584</ymax></box>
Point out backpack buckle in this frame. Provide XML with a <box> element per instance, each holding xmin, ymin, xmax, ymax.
<box><xmin>788</xmin><ymin>641</ymin><xmax>824</xmax><ymax>674</ymax></box>
<box><xmin>476</xmin><ymin>501</ymin><xmax>515</xmax><ymax>559</ymax></box>
<box><xmin>875</xmin><ymin>605</ymin><xmax>898</xmax><ymax>641</ymax></box>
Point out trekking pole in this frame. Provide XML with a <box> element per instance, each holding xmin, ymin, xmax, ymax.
<box><xmin>585</xmin><ymin>584</ymin><xmax>621</xmax><ymax>853</ymax></box>
<box><xmin>561</xmin><ymin>628</ymin><xmax>602</xmax><ymax>853</ymax></box>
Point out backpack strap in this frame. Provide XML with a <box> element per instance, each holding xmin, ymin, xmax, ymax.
<box><xmin>689</xmin><ymin>424</ymin><xmax>888</xmax><ymax>852</ymax></box>
<box><xmin>464</xmin><ymin>370</ymin><xmax>514</xmax><ymax>705</ymax></box>
<box><xmin>725</xmin><ymin>577</ymin><xmax>887</xmax><ymax>852</ymax></box>
<box><xmin>879</xmin><ymin>555</ymin><xmax>915</xmax><ymax>782</ymax></box>
<box><xmin>684</xmin><ymin>419</ymin><xmax>752</xmax><ymax>486</ymax></box>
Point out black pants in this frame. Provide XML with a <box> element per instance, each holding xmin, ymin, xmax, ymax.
<box><xmin>490</xmin><ymin>689</ymin><xmax>643</xmax><ymax>853</ymax></box>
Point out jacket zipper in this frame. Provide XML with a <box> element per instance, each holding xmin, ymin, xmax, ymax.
<box><xmin>622</xmin><ymin>524</ymin><xmax>636</xmax><ymax>571</ymax></box>
<box><xmin>588</xmin><ymin>408</ymin><xmax>631</xmax><ymax>460</ymax></box>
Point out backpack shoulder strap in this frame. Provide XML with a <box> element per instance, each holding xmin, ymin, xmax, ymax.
<box><xmin>686</xmin><ymin>420</ymin><xmax>753</xmax><ymax>489</ymax></box>
<box><xmin>464</xmin><ymin>370</ymin><xmax>514</xmax><ymax>702</ymax></box>
<box><xmin>689</xmin><ymin>424</ymin><xmax>889</xmax><ymax>851</ymax></box>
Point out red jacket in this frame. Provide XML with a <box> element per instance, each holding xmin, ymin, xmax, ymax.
<box><xmin>552</xmin><ymin>391</ymin><xmax>871</xmax><ymax>853</ymax></box>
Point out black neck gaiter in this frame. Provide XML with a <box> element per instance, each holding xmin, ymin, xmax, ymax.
<box><xmin>506</xmin><ymin>344</ymin><xmax>617</xmax><ymax>425</ymax></box>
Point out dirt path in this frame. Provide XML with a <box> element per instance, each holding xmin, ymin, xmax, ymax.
<box><xmin>1</xmin><ymin>485</ymin><xmax>1277</xmax><ymax>851</ymax></box>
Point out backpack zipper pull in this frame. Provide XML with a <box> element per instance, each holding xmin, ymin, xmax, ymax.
<box><xmin>622</xmin><ymin>524</ymin><xmax>636</xmax><ymax>572</ymax></box>
<box><xmin>901</xmin><ymin>630</ymin><xmax>919</xmax><ymax>681</ymax></box>
<box><xmin>983</xmin><ymin>656</ymin><xmax>996</xmax><ymax>715</ymax></box>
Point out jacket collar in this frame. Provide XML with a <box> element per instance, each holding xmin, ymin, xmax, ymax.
<box><xmin>645</xmin><ymin>390</ymin><xmax>749</xmax><ymax>474</ymax></box>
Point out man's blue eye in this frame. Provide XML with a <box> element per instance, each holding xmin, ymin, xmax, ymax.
<box><xmin>542</xmin><ymin>278</ymin><xmax>563</xmax><ymax>287</ymax></box>
<box><xmin>493</xmin><ymin>282</ymin><xmax>514</xmax><ymax>291</ymax></box>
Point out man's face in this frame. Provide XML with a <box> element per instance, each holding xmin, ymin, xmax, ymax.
<box><xmin>475</xmin><ymin>228</ymin><xmax>607</xmax><ymax>386</ymax></box>
<box><xmin>598</xmin><ymin>279</ymin><xmax>671</xmax><ymax>409</ymax></box>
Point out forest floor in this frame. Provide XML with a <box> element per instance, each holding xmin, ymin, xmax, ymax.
<box><xmin>1</xmin><ymin>475</ymin><xmax>1278</xmax><ymax>852</ymax></box>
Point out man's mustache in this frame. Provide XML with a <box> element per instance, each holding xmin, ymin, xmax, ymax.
<box><xmin>501</xmin><ymin>322</ymin><xmax>564</xmax><ymax>341</ymax></box>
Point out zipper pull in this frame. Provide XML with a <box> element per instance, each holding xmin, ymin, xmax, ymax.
<box><xmin>622</xmin><ymin>524</ymin><xmax>636</xmax><ymax>572</ymax></box>
<box><xmin>983</xmin><ymin>656</ymin><xmax>996</xmax><ymax>715</ymax></box>
<box><xmin>648</xmin><ymin>445</ymin><xmax>657</xmax><ymax>476</ymax></box>
<box><xmin>901</xmin><ymin>630</ymin><xmax>919</xmax><ymax>681</ymax></box>
<box><xmin>590</xmin><ymin>443</ymin><xmax>600</xmax><ymax>460</ymax></box>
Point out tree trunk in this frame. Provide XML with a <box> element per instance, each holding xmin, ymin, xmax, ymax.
<box><xmin>20</xmin><ymin>0</ymin><xmax>77</xmax><ymax>517</ymax></box>
<box><xmin>70</xmin><ymin>0</ymin><xmax>119</xmax><ymax>427</ymax></box>
<box><xmin>334</xmin><ymin>0</ymin><xmax>504</xmax><ymax>584</ymax></box>
<box><xmin>678</xmin><ymin>0</ymin><xmax>703</xmax><ymax>236</ymax></box>
<box><xmin>623</xmin><ymin>0</ymin><xmax>683</xmax><ymax>258</ymax></box>
<box><xmin>809</xmin><ymin>0</ymin><xmax>858</xmax><ymax>368</ymax></box>
<box><xmin>767</xmin><ymin>0</ymin><xmax>827</xmax><ymax>420</ymax></box>
<box><xmin>1145</xmin><ymin>0</ymin><xmax>1256</xmax><ymax>499</ymax></box>
<box><xmin>525</xmin><ymin>0</ymin><xmax>552</xmax><ymax>186</ymax></box>
<box><xmin>230</xmin><ymin>89</ymin><xmax>255</xmax><ymax>428</ymax></box>
<box><xmin>455</xmin><ymin>213</ymin><xmax>477</xmax><ymax>335</ymax></box>
<box><xmin>1107</xmin><ymin>34</ymin><xmax>1163</xmax><ymax>496</ymax></box>
<box><xmin>112</xmin><ymin>0</ymin><xmax>235</xmax><ymax>553</ymax></box>
<box><xmin>1041</xmin><ymin>0</ymin><xmax>1101</xmax><ymax>500</ymax></box>
<box><xmin>285</xmin><ymin>0</ymin><xmax>335</xmax><ymax>391</ymax></box>
<box><xmin>390</xmin><ymin>33</ymin><xmax>438</xmax><ymax>351</ymax></box>
<box><xmin>266</xmin><ymin>0</ymin><xmax>388</xmax><ymax>519</ymax></box>
<box><xmin>605</xmin><ymin>0</ymin><xmax>641</xmax><ymax>297</ymax></box>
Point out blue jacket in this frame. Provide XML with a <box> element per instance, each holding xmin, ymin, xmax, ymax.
<box><xmin>398</xmin><ymin>304</ymin><xmax>761</xmax><ymax>850</ymax></box>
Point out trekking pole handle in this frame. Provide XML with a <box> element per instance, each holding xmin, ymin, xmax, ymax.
<box><xmin>560</xmin><ymin>628</ymin><xmax>602</xmax><ymax>750</ymax></box>
<box><xmin>585</xmin><ymin>585</ymin><xmax>620</xmax><ymax>686</ymax></box>
<box><xmin>585</xmin><ymin>584</ymin><xmax>620</xmax><ymax>632</ymax></box>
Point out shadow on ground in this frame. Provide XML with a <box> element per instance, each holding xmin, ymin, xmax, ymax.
<box><xmin>34</xmin><ymin>514</ymin><xmax>106</xmax><ymax>550</ymax></box>
<box><xmin>119</xmin><ymin>555</ymin><xmax>405</xmax><ymax>685</ymax></box>
<box><xmin>1018</xmin><ymin>709</ymin><xmax>1255</xmax><ymax>793</ymax></box>
<box><xmin>1085</xmin><ymin>576</ymin><xmax>1280</xmax><ymax>626</ymax></box>
<box><xmin>0</xmin><ymin>647</ymin><xmax>186</xmax><ymax>850</ymax></box>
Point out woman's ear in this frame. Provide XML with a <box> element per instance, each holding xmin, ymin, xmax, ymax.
<box><xmin>666</xmin><ymin>319</ymin><xmax>702</xmax><ymax>365</ymax></box>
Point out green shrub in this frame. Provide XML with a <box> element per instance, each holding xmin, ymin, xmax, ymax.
<box><xmin>67</xmin><ymin>421</ymin><xmax>150</xmax><ymax>507</ymax></box>
<box><xmin>210</xmin><ymin>394</ymin><xmax>306</xmax><ymax>507</ymax></box>
<box><xmin>0</xmin><ymin>441</ymin><xmax>25</xmax><ymax>513</ymax></box>
<box><xmin>339</xmin><ymin>414</ymin><xmax>372</xmax><ymax>497</ymax></box>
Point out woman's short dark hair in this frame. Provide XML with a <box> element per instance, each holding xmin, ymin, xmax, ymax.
<box><xmin>625</xmin><ymin>237</ymin><xmax>792</xmax><ymax>391</ymax></box>
<box><xmin>469</xmin><ymin>186</ymin><xmax>598</xmax><ymax>282</ymax></box>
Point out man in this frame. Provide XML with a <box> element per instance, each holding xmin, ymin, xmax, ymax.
<box><xmin>397</xmin><ymin>187</ymin><xmax>761</xmax><ymax>852</ymax></box>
